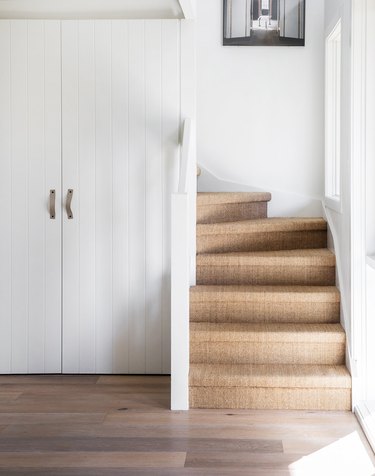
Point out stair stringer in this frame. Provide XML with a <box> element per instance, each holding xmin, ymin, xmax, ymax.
<box><xmin>323</xmin><ymin>200</ymin><xmax>357</xmax><ymax>410</ymax></box>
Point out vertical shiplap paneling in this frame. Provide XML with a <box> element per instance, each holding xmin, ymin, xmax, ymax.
<box><xmin>0</xmin><ymin>21</ymin><xmax>62</xmax><ymax>374</ymax></box>
<box><xmin>145</xmin><ymin>21</ymin><xmax>163</xmax><ymax>374</ymax></box>
<box><xmin>27</xmin><ymin>21</ymin><xmax>46</xmax><ymax>372</ymax></box>
<box><xmin>94</xmin><ymin>21</ymin><xmax>113</xmax><ymax>373</ymax></box>
<box><xmin>111</xmin><ymin>21</ymin><xmax>130</xmax><ymax>374</ymax></box>
<box><xmin>0</xmin><ymin>20</ymin><xmax>61</xmax><ymax>374</ymax></box>
<box><xmin>1</xmin><ymin>19</ymin><xmax>181</xmax><ymax>375</ymax></box>
<box><xmin>62</xmin><ymin>21</ymin><xmax>80</xmax><ymax>373</ymax></box>
<box><xmin>62</xmin><ymin>20</ymin><xmax>180</xmax><ymax>374</ymax></box>
<box><xmin>161</xmin><ymin>20</ymin><xmax>181</xmax><ymax>374</ymax></box>
<box><xmin>128</xmin><ymin>20</ymin><xmax>147</xmax><ymax>374</ymax></box>
<box><xmin>44</xmin><ymin>20</ymin><xmax>62</xmax><ymax>373</ymax></box>
<box><xmin>10</xmin><ymin>21</ymin><xmax>29</xmax><ymax>373</ymax></box>
<box><xmin>0</xmin><ymin>21</ymin><xmax>12</xmax><ymax>373</ymax></box>
<box><xmin>77</xmin><ymin>21</ymin><xmax>96</xmax><ymax>373</ymax></box>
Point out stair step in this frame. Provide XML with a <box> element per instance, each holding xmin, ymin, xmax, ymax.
<box><xmin>197</xmin><ymin>192</ymin><xmax>272</xmax><ymax>206</ymax></box>
<box><xmin>190</xmin><ymin>363</ymin><xmax>351</xmax><ymax>389</ymax></box>
<box><xmin>190</xmin><ymin>285</ymin><xmax>340</xmax><ymax>323</ymax></box>
<box><xmin>189</xmin><ymin>363</ymin><xmax>351</xmax><ymax>410</ymax></box>
<box><xmin>197</xmin><ymin>218</ymin><xmax>327</xmax><ymax>254</ymax></box>
<box><xmin>190</xmin><ymin>323</ymin><xmax>345</xmax><ymax>365</ymax></box>
<box><xmin>197</xmin><ymin>192</ymin><xmax>271</xmax><ymax>224</ymax></box>
<box><xmin>197</xmin><ymin>249</ymin><xmax>336</xmax><ymax>286</ymax></box>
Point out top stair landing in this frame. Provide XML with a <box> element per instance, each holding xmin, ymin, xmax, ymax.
<box><xmin>197</xmin><ymin>192</ymin><xmax>272</xmax><ymax>224</ymax></box>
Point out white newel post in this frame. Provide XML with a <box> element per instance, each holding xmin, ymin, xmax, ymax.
<box><xmin>171</xmin><ymin>194</ymin><xmax>190</xmax><ymax>410</ymax></box>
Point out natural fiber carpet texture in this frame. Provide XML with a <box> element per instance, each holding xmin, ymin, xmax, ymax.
<box><xmin>190</xmin><ymin>192</ymin><xmax>351</xmax><ymax>410</ymax></box>
<box><xmin>197</xmin><ymin>249</ymin><xmax>336</xmax><ymax>286</ymax></box>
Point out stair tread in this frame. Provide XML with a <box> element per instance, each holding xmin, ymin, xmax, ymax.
<box><xmin>190</xmin><ymin>363</ymin><xmax>351</xmax><ymax>389</ymax></box>
<box><xmin>197</xmin><ymin>217</ymin><xmax>327</xmax><ymax>236</ymax></box>
<box><xmin>197</xmin><ymin>248</ymin><xmax>335</xmax><ymax>267</ymax></box>
<box><xmin>190</xmin><ymin>285</ymin><xmax>340</xmax><ymax>303</ymax></box>
<box><xmin>197</xmin><ymin>192</ymin><xmax>272</xmax><ymax>206</ymax></box>
<box><xmin>190</xmin><ymin>322</ymin><xmax>345</xmax><ymax>343</ymax></box>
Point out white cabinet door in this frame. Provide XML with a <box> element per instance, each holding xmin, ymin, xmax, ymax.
<box><xmin>0</xmin><ymin>19</ymin><xmax>180</xmax><ymax>375</ymax></box>
<box><xmin>0</xmin><ymin>20</ymin><xmax>62</xmax><ymax>373</ymax></box>
<box><xmin>61</xmin><ymin>20</ymin><xmax>180</xmax><ymax>374</ymax></box>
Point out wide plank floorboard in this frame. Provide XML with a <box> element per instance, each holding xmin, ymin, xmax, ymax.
<box><xmin>0</xmin><ymin>451</ymin><xmax>187</xmax><ymax>468</ymax></box>
<box><xmin>0</xmin><ymin>375</ymin><xmax>373</xmax><ymax>475</ymax></box>
<box><xmin>0</xmin><ymin>470</ymin><xmax>290</xmax><ymax>476</ymax></box>
<box><xmin>0</xmin><ymin>436</ymin><xmax>282</xmax><ymax>453</ymax></box>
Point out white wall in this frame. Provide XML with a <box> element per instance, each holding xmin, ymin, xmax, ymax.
<box><xmin>196</xmin><ymin>0</ymin><xmax>325</xmax><ymax>216</ymax></box>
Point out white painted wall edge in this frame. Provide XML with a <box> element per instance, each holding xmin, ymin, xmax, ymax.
<box><xmin>351</xmin><ymin>0</ymin><xmax>367</xmax><ymax>405</ymax></box>
<box><xmin>171</xmin><ymin>194</ymin><xmax>190</xmax><ymax>410</ymax></box>
<box><xmin>198</xmin><ymin>165</ymin><xmax>324</xmax><ymax>218</ymax></box>
<box><xmin>180</xmin><ymin>19</ymin><xmax>197</xmax><ymax>286</ymax></box>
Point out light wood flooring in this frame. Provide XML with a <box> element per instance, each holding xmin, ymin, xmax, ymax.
<box><xmin>0</xmin><ymin>375</ymin><xmax>373</xmax><ymax>475</ymax></box>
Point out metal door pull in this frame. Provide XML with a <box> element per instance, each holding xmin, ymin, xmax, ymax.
<box><xmin>66</xmin><ymin>189</ymin><xmax>73</xmax><ymax>219</ymax></box>
<box><xmin>49</xmin><ymin>189</ymin><xmax>56</xmax><ymax>219</ymax></box>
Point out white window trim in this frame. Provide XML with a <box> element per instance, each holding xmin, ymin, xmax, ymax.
<box><xmin>325</xmin><ymin>19</ymin><xmax>342</xmax><ymax>212</ymax></box>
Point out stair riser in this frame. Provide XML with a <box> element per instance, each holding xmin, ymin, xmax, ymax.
<box><xmin>189</xmin><ymin>387</ymin><xmax>351</xmax><ymax>410</ymax></box>
<box><xmin>197</xmin><ymin>202</ymin><xmax>268</xmax><ymax>224</ymax></box>
<box><xmin>190</xmin><ymin>342</ymin><xmax>345</xmax><ymax>365</ymax></box>
<box><xmin>190</xmin><ymin>301</ymin><xmax>340</xmax><ymax>324</ymax></box>
<box><xmin>197</xmin><ymin>266</ymin><xmax>335</xmax><ymax>286</ymax></box>
<box><xmin>197</xmin><ymin>231</ymin><xmax>327</xmax><ymax>254</ymax></box>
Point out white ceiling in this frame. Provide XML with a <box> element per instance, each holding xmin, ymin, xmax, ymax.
<box><xmin>0</xmin><ymin>0</ymin><xmax>184</xmax><ymax>19</ymax></box>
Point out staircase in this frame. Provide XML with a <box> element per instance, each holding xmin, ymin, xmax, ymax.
<box><xmin>189</xmin><ymin>192</ymin><xmax>351</xmax><ymax>410</ymax></box>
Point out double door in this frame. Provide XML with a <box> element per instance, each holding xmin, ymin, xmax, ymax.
<box><xmin>0</xmin><ymin>19</ymin><xmax>180</xmax><ymax>374</ymax></box>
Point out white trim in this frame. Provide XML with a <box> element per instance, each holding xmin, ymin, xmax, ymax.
<box><xmin>171</xmin><ymin>194</ymin><xmax>190</xmax><ymax>411</ymax></box>
<box><xmin>351</xmin><ymin>0</ymin><xmax>368</xmax><ymax>405</ymax></box>
<box><xmin>170</xmin><ymin>10</ymin><xmax>196</xmax><ymax>411</ymax></box>
<box><xmin>0</xmin><ymin>0</ymin><xmax>185</xmax><ymax>19</ymax></box>
<box><xmin>178</xmin><ymin>0</ymin><xmax>195</xmax><ymax>19</ymax></box>
<box><xmin>355</xmin><ymin>402</ymin><xmax>375</xmax><ymax>454</ymax></box>
<box><xmin>325</xmin><ymin>18</ymin><xmax>342</xmax><ymax>204</ymax></box>
<box><xmin>180</xmin><ymin>18</ymin><xmax>197</xmax><ymax>286</ymax></box>
<box><xmin>324</xmin><ymin>196</ymin><xmax>342</xmax><ymax>214</ymax></box>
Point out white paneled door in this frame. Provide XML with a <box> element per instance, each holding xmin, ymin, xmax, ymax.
<box><xmin>0</xmin><ymin>20</ymin><xmax>62</xmax><ymax>373</ymax></box>
<box><xmin>0</xmin><ymin>19</ymin><xmax>180</xmax><ymax>374</ymax></box>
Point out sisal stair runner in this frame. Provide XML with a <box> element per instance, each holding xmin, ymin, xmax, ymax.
<box><xmin>190</xmin><ymin>192</ymin><xmax>351</xmax><ymax>410</ymax></box>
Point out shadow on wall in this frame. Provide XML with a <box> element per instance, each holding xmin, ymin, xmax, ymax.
<box><xmin>197</xmin><ymin>165</ymin><xmax>323</xmax><ymax>218</ymax></box>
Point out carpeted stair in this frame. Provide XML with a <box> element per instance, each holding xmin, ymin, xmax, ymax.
<box><xmin>189</xmin><ymin>192</ymin><xmax>351</xmax><ymax>410</ymax></box>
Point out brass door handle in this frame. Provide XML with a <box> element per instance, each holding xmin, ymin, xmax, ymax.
<box><xmin>49</xmin><ymin>189</ymin><xmax>56</xmax><ymax>219</ymax></box>
<box><xmin>66</xmin><ymin>189</ymin><xmax>73</xmax><ymax>219</ymax></box>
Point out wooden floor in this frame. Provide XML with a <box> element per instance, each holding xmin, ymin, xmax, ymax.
<box><xmin>0</xmin><ymin>376</ymin><xmax>373</xmax><ymax>475</ymax></box>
